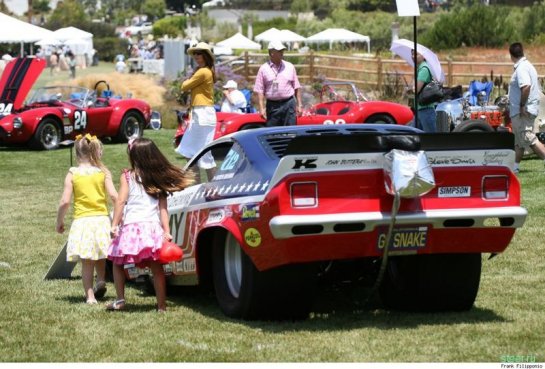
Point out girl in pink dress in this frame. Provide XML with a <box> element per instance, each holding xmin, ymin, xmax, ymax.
<box><xmin>107</xmin><ymin>138</ymin><xmax>192</xmax><ymax>312</ymax></box>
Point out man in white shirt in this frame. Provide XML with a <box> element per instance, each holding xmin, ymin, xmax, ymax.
<box><xmin>508</xmin><ymin>42</ymin><xmax>545</xmax><ymax>173</ymax></box>
<box><xmin>220</xmin><ymin>80</ymin><xmax>247</xmax><ymax>113</ymax></box>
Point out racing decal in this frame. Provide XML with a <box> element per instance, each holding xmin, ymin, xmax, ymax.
<box><xmin>74</xmin><ymin>110</ymin><xmax>87</xmax><ymax>130</ymax></box>
<box><xmin>206</xmin><ymin>209</ymin><xmax>225</xmax><ymax>224</ymax></box>
<box><xmin>239</xmin><ymin>203</ymin><xmax>260</xmax><ymax>221</ymax></box>
<box><xmin>220</xmin><ymin>149</ymin><xmax>240</xmax><ymax>171</ymax></box>
<box><xmin>323</xmin><ymin>118</ymin><xmax>346</xmax><ymax>125</ymax></box>
<box><xmin>377</xmin><ymin>226</ymin><xmax>428</xmax><ymax>251</ymax></box>
<box><xmin>0</xmin><ymin>103</ymin><xmax>13</xmax><ymax>115</ymax></box>
<box><xmin>427</xmin><ymin>150</ymin><xmax>514</xmax><ymax>167</ymax></box>
<box><xmin>244</xmin><ymin>228</ymin><xmax>262</xmax><ymax>247</ymax></box>
<box><xmin>292</xmin><ymin>158</ymin><xmax>318</xmax><ymax>170</ymax></box>
<box><xmin>438</xmin><ymin>186</ymin><xmax>471</xmax><ymax>198</ymax></box>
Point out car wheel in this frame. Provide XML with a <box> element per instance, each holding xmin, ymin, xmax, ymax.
<box><xmin>379</xmin><ymin>253</ymin><xmax>481</xmax><ymax>312</ymax></box>
<box><xmin>30</xmin><ymin>118</ymin><xmax>61</xmax><ymax>150</ymax></box>
<box><xmin>452</xmin><ymin>119</ymin><xmax>494</xmax><ymax>132</ymax></box>
<box><xmin>365</xmin><ymin>114</ymin><xmax>396</xmax><ymax>124</ymax></box>
<box><xmin>116</xmin><ymin>111</ymin><xmax>144</xmax><ymax>142</ymax></box>
<box><xmin>212</xmin><ymin>232</ymin><xmax>316</xmax><ymax>320</ymax></box>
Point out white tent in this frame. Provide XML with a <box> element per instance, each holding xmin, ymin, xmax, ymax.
<box><xmin>0</xmin><ymin>12</ymin><xmax>56</xmax><ymax>55</ymax></box>
<box><xmin>306</xmin><ymin>28</ymin><xmax>371</xmax><ymax>53</ymax></box>
<box><xmin>53</xmin><ymin>26</ymin><xmax>94</xmax><ymax>67</ymax></box>
<box><xmin>254</xmin><ymin>27</ymin><xmax>280</xmax><ymax>42</ymax></box>
<box><xmin>279</xmin><ymin>30</ymin><xmax>306</xmax><ymax>43</ymax></box>
<box><xmin>216</xmin><ymin>32</ymin><xmax>261</xmax><ymax>50</ymax></box>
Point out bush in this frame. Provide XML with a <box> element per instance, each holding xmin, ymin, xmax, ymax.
<box><xmin>152</xmin><ymin>16</ymin><xmax>187</xmax><ymax>38</ymax></box>
<box><xmin>93</xmin><ymin>37</ymin><xmax>130</xmax><ymax>63</ymax></box>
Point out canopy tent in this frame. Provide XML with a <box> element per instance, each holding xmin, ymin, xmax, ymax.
<box><xmin>305</xmin><ymin>28</ymin><xmax>371</xmax><ymax>53</ymax></box>
<box><xmin>254</xmin><ymin>27</ymin><xmax>280</xmax><ymax>42</ymax></box>
<box><xmin>46</xmin><ymin>26</ymin><xmax>95</xmax><ymax>67</ymax></box>
<box><xmin>0</xmin><ymin>12</ymin><xmax>56</xmax><ymax>55</ymax></box>
<box><xmin>254</xmin><ymin>28</ymin><xmax>306</xmax><ymax>50</ymax></box>
<box><xmin>216</xmin><ymin>32</ymin><xmax>261</xmax><ymax>50</ymax></box>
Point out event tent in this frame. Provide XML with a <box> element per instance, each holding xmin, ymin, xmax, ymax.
<box><xmin>53</xmin><ymin>26</ymin><xmax>94</xmax><ymax>57</ymax></box>
<box><xmin>254</xmin><ymin>27</ymin><xmax>280</xmax><ymax>42</ymax></box>
<box><xmin>0</xmin><ymin>12</ymin><xmax>56</xmax><ymax>55</ymax></box>
<box><xmin>305</xmin><ymin>28</ymin><xmax>371</xmax><ymax>53</ymax></box>
<box><xmin>216</xmin><ymin>32</ymin><xmax>261</xmax><ymax>50</ymax></box>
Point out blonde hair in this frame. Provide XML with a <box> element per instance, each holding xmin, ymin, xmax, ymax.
<box><xmin>74</xmin><ymin>134</ymin><xmax>105</xmax><ymax>171</ymax></box>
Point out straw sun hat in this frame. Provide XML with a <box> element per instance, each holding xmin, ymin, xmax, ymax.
<box><xmin>187</xmin><ymin>42</ymin><xmax>214</xmax><ymax>60</ymax></box>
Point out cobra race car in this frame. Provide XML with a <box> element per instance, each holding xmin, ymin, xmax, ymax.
<box><xmin>0</xmin><ymin>57</ymin><xmax>152</xmax><ymax>150</ymax></box>
<box><xmin>173</xmin><ymin>82</ymin><xmax>414</xmax><ymax>147</ymax></box>
<box><xmin>129</xmin><ymin>124</ymin><xmax>526</xmax><ymax>320</ymax></box>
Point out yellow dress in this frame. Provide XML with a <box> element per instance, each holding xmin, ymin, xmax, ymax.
<box><xmin>66</xmin><ymin>166</ymin><xmax>111</xmax><ymax>262</ymax></box>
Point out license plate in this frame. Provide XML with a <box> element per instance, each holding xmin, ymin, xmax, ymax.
<box><xmin>377</xmin><ymin>226</ymin><xmax>428</xmax><ymax>252</ymax></box>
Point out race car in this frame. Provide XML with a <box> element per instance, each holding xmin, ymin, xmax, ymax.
<box><xmin>134</xmin><ymin>124</ymin><xmax>526</xmax><ymax>320</ymax></box>
<box><xmin>173</xmin><ymin>82</ymin><xmax>414</xmax><ymax>147</ymax></box>
<box><xmin>0</xmin><ymin>57</ymin><xmax>152</xmax><ymax>150</ymax></box>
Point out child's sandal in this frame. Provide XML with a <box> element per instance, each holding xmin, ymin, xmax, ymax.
<box><xmin>105</xmin><ymin>299</ymin><xmax>125</xmax><ymax>311</ymax></box>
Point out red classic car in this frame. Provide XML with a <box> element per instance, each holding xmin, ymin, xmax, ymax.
<box><xmin>0</xmin><ymin>57</ymin><xmax>152</xmax><ymax>150</ymax></box>
<box><xmin>174</xmin><ymin>82</ymin><xmax>414</xmax><ymax>147</ymax></box>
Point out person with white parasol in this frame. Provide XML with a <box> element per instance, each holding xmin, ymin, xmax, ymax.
<box><xmin>391</xmin><ymin>39</ymin><xmax>444</xmax><ymax>133</ymax></box>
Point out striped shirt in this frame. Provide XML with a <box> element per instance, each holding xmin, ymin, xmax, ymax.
<box><xmin>253</xmin><ymin>60</ymin><xmax>301</xmax><ymax>101</ymax></box>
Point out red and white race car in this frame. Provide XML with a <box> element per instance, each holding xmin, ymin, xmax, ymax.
<box><xmin>133</xmin><ymin>124</ymin><xmax>526</xmax><ymax>320</ymax></box>
<box><xmin>0</xmin><ymin>57</ymin><xmax>152</xmax><ymax>150</ymax></box>
<box><xmin>173</xmin><ymin>82</ymin><xmax>414</xmax><ymax>147</ymax></box>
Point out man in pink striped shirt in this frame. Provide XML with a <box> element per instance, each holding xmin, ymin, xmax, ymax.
<box><xmin>254</xmin><ymin>40</ymin><xmax>303</xmax><ymax>126</ymax></box>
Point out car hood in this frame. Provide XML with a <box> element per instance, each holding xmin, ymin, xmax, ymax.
<box><xmin>0</xmin><ymin>57</ymin><xmax>46</xmax><ymax>112</ymax></box>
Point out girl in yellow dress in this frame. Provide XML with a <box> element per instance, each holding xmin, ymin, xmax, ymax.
<box><xmin>56</xmin><ymin>134</ymin><xmax>118</xmax><ymax>304</ymax></box>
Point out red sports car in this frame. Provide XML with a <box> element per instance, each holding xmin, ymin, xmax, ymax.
<box><xmin>0</xmin><ymin>57</ymin><xmax>152</xmax><ymax>150</ymax></box>
<box><xmin>174</xmin><ymin>81</ymin><xmax>414</xmax><ymax>147</ymax></box>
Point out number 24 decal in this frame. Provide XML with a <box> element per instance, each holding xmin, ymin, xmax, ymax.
<box><xmin>74</xmin><ymin>110</ymin><xmax>87</xmax><ymax>130</ymax></box>
<box><xmin>0</xmin><ymin>103</ymin><xmax>13</xmax><ymax>114</ymax></box>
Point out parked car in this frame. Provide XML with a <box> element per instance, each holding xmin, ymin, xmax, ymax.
<box><xmin>202</xmin><ymin>0</ymin><xmax>226</xmax><ymax>8</ymax></box>
<box><xmin>0</xmin><ymin>57</ymin><xmax>152</xmax><ymax>150</ymax></box>
<box><xmin>174</xmin><ymin>81</ymin><xmax>414</xmax><ymax>147</ymax></box>
<box><xmin>134</xmin><ymin>124</ymin><xmax>526</xmax><ymax>320</ymax></box>
<box><xmin>124</xmin><ymin>22</ymin><xmax>153</xmax><ymax>36</ymax></box>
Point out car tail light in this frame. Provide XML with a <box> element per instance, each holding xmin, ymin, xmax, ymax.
<box><xmin>483</xmin><ymin>175</ymin><xmax>508</xmax><ymax>200</ymax></box>
<box><xmin>290</xmin><ymin>182</ymin><xmax>317</xmax><ymax>208</ymax></box>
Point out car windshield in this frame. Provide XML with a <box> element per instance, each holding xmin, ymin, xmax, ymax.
<box><xmin>321</xmin><ymin>83</ymin><xmax>369</xmax><ymax>103</ymax></box>
<box><xmin>28</xmin><ymin>86</ymin><xmax>92</xmax><ymax>108</ymax></box>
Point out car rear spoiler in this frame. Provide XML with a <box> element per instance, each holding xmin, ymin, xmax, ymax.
<box><xmin>284</xmin><ymin>132</ymin><xmax>514</xmax><ymax>155</ymax></box>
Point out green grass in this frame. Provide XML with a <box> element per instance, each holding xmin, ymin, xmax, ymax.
<box><xmin>1</xmin><ymin>130</ymin><xmax>544</xmax><ymax>362</ymax></box>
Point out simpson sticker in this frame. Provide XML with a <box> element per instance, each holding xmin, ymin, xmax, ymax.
<box><xmin>438</xmin><ymin>186</ymin><xmax>471</xmax><ymax>198</ymax></box>
<box><xmin>239</xmin><ymin>204</ymin><xmax>260</xmax><ymax>221</ymax></box>
<box><xmin>244</xmin><ymin>228</ymin><xmax>261</xmax><ymax>247</ymax></box>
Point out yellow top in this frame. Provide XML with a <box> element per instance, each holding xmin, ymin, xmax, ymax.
<box><xmin>181</xmin><ymin>67</ymin><xmax>214</xmax><ymax>107</ymax></box>
<box><xmin>71</xmin><ymin>167</ymin><xmax>108</xmax><ymax>219</ymax></box>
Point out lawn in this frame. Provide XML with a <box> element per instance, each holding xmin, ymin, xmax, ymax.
<box><xmin>0</xmin><ymin>129</ymin><xmax>544</xmax><ymax>362</ymax></box>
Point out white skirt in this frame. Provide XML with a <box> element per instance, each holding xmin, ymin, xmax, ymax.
<box><xmin>176</xmin><ymin>106</ymin><xmax>217</xmax><ymax>169</ymax></box>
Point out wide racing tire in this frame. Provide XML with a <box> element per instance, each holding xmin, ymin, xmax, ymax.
<box><xmin>116</xmin><ymin>111</ymin><xmax>144</xmax><ymax>142</ymax></box>
<box><xmin>212</xmin><ymin>232</ymin><xmax>316</xmax><ymax>320</ymax></box>
<box><xmin>30</xmin><ymin>118</ymin><xmax>61</xmax><ymax>150</ymax></box>
<box><xmin>379</xmin><ymin>253</ymin><xmax>482</xmax><ymax>312</ymax></box>
<box><xmin>453</xmin><ymin>119</ymin><xmax>494</xmax><ymax>132</ymax></box>
<box><xmin>435</xmin><ymin>110</ymin><xmax>450</xmax><ymax>132</ymax></box>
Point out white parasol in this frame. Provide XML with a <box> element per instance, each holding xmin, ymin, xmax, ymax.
<box><xmin>390</xmin><ymin>38</ymin><xmax>444</xmax><ymax>83</ymax></box>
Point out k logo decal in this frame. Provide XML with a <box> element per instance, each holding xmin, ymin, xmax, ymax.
<box><xmin>292</xmin><ymin>159</ymin><xmax>317</xmax><ymax>169</ymax></box>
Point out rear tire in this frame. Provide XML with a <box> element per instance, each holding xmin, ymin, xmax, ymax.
<box><xmin>435</xmin><ymin>110</ymin><xmax>450</xmax><ymax>132</ymax></box>
<box><xmin>379</xmin><ymin>253</ymin><xmax>481</xmax><ymax>312</ymax></box>
<box><xmin>453</xmin><ymin>119</ymin><xmax>494</xmax><ymax>132</ymax></box>
<box><xmin>30</xmin><ymin>118</ymin><xmax>61</xmax><ymax>150</ymax></box>
<box><xmin>212</xmin><ymin>232</ymin><xmax>316</xmax><ymax>320</ymax></box>
<box><xmin>365</xmin><ymin>114</ymin><xmax>396</xmax><ymax>124</ymax></box>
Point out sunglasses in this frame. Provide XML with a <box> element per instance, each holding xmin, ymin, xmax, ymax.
<box><xmin>193</xmin><ymin>51</ymin><xmax>204</xmax><ymax>56</ymax></box>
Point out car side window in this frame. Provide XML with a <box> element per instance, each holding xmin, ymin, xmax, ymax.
<box><xmin>187</xmin><ymin>142</ymin><xmax>245</xmax><ymax>185</ymax></box>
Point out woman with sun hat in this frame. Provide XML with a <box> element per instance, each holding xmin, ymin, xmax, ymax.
<box><xmin>175</xmin><ymin>41</ymin><xmax>217</xmax><ymax>182</ymax></box>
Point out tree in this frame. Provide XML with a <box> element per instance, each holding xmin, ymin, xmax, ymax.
<box><xmin>46</xmin><ymin>0</ymin><xmax>88</xmax><ymax>29</ymax></box>
<box><xmin>141</xmin><ymin>0</ymin><xmax>166</xmax><ymax>20</ymax></box>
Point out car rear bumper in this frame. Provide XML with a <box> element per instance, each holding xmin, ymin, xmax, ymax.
<box><xmin>269</xmin><ymin>206</ymin><xmax>527</xmax><ymax>239</ymax></box>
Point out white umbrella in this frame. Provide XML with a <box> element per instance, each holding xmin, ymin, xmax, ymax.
<box><xmin>390</xmin><ymin>38</ymin><xmax>444</xmax><ymax>83</ymax></box>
